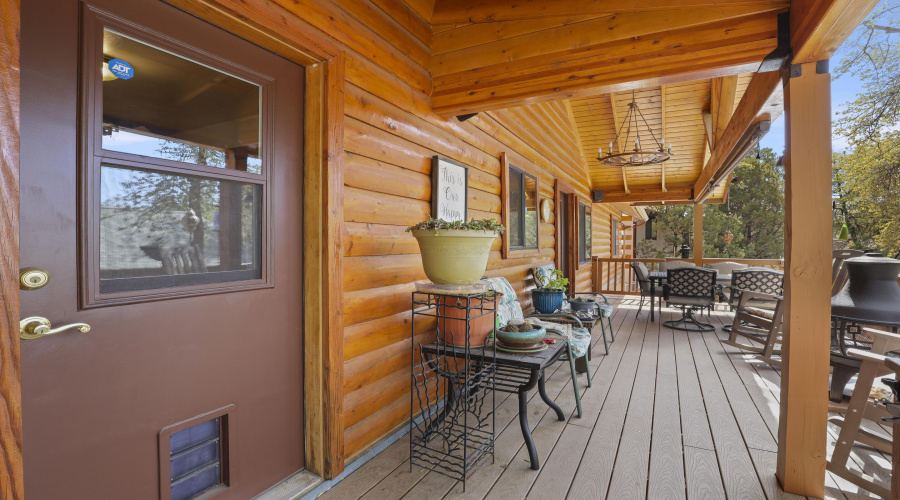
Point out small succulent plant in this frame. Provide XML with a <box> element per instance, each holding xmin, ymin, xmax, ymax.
<box><xmin>503</xmin><ymin>322</ymin><xmax>536</xmax><ymax>332</ymax></box>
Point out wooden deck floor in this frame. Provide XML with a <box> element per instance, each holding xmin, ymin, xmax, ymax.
<box><xmin>320</xmin><ymin>296</ymin><xmax>892</xmax><ymax>500</ymax></box>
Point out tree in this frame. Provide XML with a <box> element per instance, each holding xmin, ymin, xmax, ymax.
<box><xmin>636</xmin><ymin>148</ymin><xmax>785</xmax><ymax>260</ymax></box>
<box><xmin>831</xmin><ymin>1</ymin><xmax>900</xmax><ymax>257</ymax></box>
<box><xmin>636</xmin><ymin>205</ymin><xmax>694</xmax><ymax>258</ymax></box>
<box><xmin>833</xmin><ymin>133</ymin><xmax>900</xmax><ymax>257</ymax></box>
<box><xmin>706</xmin><ymin>148</ymin><xmax>785</xmax><ymax>259</ymax></box>
<box><xmin>835</xmin><ymin>1</ymin><xmax>900</xmax><ymax>145</ymax></box>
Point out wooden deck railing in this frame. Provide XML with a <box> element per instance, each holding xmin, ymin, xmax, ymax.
<box><xmin>592</xmin><ymin>257</ymin><xmax>785</xmax><ymax>295</ymax></box>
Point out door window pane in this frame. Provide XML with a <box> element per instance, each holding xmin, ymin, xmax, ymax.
<box><xmin>100</xmin><ymin>165</ymin><xmax>262</xmax><ymax>293</ymax></box>
<box><xmin>101</xmin><ymin>29</ymin><xmax>262</xmax><ymax>173</ymax></box>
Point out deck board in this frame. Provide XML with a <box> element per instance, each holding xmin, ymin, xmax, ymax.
<box><xmin>319</xmin><ymin>296</ymin><xmax>891</xmax><ymax>500</ymax></box>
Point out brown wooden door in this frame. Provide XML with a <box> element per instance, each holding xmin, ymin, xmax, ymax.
<box><xmin>20</xmin><ymin>1</ymin><xmax>305</xmax><ymax>498</ymax></box>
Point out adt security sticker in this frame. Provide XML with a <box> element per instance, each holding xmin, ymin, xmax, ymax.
<box><xmin>108</xmin><ymin>59</ymin><xmax>134</xmax><ymax>80</ymax></box>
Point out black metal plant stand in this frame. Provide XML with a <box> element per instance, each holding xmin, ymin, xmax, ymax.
<box><xmin>409</xmin><ymin>289</ymin><xmax>497</xmax><ymax>491</ymax></box>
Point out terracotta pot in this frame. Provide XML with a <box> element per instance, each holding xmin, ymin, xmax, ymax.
<box><xmin>438</xmin><ymin>295</ymin><xmax>495</xmax><ymax>347</ymax></box>
<box><xmin>411</xmin><ymin>229</ymin><xmax>499</xmax><ymax>285</ymax></box>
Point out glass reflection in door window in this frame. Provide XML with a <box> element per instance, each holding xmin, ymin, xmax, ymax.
<box><xmin>99</xmin><ymin>165</ymin><xmax>262</xmax><ymax>293</ymax></box>
<box><xmin>101</xmin><ymin>29</ymin><xmax>263</xmax><ymax>173</ymax></box>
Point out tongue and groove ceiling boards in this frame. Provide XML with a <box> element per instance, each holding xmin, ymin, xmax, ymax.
<box><xmin>428</xmin><ymin>1</ymin><xmax>786</xmax><ymax>117</ymax></box>
<box><xmin>420</xmin><ymin>0</ymin><xmax>788</xmax><ymax>204</ymax></box>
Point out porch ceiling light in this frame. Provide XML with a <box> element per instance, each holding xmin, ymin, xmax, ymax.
<box><xmin>597</xmin><ymin>91</ymin><xmax>672</xmax><ymax>168</ymax></box>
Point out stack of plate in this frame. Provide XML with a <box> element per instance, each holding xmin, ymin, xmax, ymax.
<box><xmin>495</xmin><ymin>340</ymin><xmax>548</xmax><ymax>354</ymax></box>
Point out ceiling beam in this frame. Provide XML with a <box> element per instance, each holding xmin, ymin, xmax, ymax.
<box><xmin>602</xmin><ymin>187</ymin><xmax>693</xmax><ymax>203</ymax></box>
<box><xmin>660</xmin><ymin>85</ymin><xmax>668</xmax><ymax>193</ymax></box>
<box><xmin>711</xmin><ymin>75</ymin><xmax>738</xmax><ymax>144</ymax></box>
<box><xmin>791</xmin><ymin>0</ymin><xmax>879</xmax><ymax>64</ymax></box>
<box><xmin>431</xmin><ymin>0</ymin><xmax>786</xmax><ymax>24</ymax></box>
<box><xmin>693</xmin><ymin>70</ymin><xmax>781</xmax><ymax>198</ymax></box>
<box><xmin>607</xmin><ymin>92</ymin><xmax>631</xmax><ymax>194</ymax></box>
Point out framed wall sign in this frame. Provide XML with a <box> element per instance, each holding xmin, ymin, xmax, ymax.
<box><xmin>431</xmin><ymin>156</ymin><xmax>469</xmax><ymax>222</ymax></box>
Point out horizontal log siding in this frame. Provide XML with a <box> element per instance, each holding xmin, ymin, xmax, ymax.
<box><xmin>341</xmin><ymin>91</ymin><xmax>591</xmax><ymax>457</ymax></box>
<box><xmin>263</xmin><ymin>0</ymin><xmax>594</xmax><ymax>461</ymax></box>
<box><xmin>591</xmin><ymin>204</ymin><xmax>627</xmax><ymax>292</ymax></box>
<box><xmin>340</xmin><ymin>55</ymin><xmax>590</xmax><ymax>463</ymax></box>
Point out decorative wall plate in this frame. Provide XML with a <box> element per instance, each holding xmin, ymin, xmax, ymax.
<box><xmin>541</xmin><ymin>198</ymin><xmax>552</xmax><ymax>222</ymax></box>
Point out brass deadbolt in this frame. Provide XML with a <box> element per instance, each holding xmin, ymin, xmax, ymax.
<box><xmin>19</xmin><ymin>267</ymin><xmax>50</xmax><ymax>291</ymax></box>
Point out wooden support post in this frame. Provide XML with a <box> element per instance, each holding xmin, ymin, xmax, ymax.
<box><xmin>693</xmin><ymin>204</ymin><xmax>703</xmax><ymax>266</ymax></box>
<box><xmin>776</xmin><ymin>60</ymin><xmax>832</xmax><ymax>498</ymax></box>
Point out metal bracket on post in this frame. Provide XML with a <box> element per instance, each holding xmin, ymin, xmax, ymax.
<box><xmin>816</xmin><ymin>59</ymin><xmax>830</xmax><ymax>75</ymax></box>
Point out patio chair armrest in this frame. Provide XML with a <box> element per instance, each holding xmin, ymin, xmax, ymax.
<box><xmin>848</xmin><ymin>348</ymin><xmax>888</xmax><ymax>364</ymax></box>
<box><xmin>525</xmin><ymin>313</ymin><xmax>585</xmax><ymax>329</ymax></box>
<box><xmin>862</xmin><ymin>327</ymin><xmax>900</xmax><ymax>343</ymax></box>
<box><xmin>737</xmin><ymin>290</ymin><xmax>783</xmax><ymax>305</ymax></box>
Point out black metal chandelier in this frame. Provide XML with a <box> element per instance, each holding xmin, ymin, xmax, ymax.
<box><xmin>597</xmin><ymin>92</ymin><xmax>672</xmax><ymax>167</ymax></box>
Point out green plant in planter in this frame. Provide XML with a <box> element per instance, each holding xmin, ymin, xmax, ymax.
<box><xmin>536</xmin><ymin>269</ymin><xmax>568</xmax><ymax>292</ymax></box>
<box><xmin>407</xmin><ymin>217</ymin><xmax>505</xmax><ymax>285</ymax></box>
<box><xmin>532</xmin><ymin>269</ymin><xmax>568</xmax><ymax>313</ymax></box>
<box><xmin>406</xmin><ymin>217</ymin><xmax>505</xmax><ymax>234</ymax></box>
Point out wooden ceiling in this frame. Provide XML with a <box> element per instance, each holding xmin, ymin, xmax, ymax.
<box><xmin>565</xmin><ymin>75</ymin><xmax>753</xmax><ymax>204</ymax></box>
<box><xmin>428</xmin><ymin>1</ymin><xmax>786</xmax><ymax>116</ymax></box>
<box><xmin>364</xmin><ymin>0</ymin><xmax>873</xmax><ymax>206</ymax></box>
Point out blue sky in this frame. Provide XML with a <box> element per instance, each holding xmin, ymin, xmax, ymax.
<box><xmin>758</xmin><ymin>44</ymin><xmax>861</xmax><ymax>155</ymax></box>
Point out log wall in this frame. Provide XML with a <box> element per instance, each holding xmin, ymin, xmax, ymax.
<box><xmin>264</xmin><ymin>0</ymin><xmax>596</xmax><ymax>460</ymax></box>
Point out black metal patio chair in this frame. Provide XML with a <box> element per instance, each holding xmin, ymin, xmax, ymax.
<box><xmin>663</xmin><ymin>267</ymin><xmax>718</xmax><ymax>332</ymax></box>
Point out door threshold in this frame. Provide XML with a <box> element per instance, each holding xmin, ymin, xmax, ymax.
<box><xmin>254</xmin><ymin>469</ymin><xmax>322</xmax><ymax>500</ymax></box>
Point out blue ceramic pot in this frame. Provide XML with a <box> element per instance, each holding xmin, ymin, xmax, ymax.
<box><xmin>495</xmin><ymin>325</ymin><xmax>546</xmax><ymax>348</ymax></box>
<box><xmin>531</xmin><ymin>289</ymin><xmax>565</xmax><ymax>314</ymax></box>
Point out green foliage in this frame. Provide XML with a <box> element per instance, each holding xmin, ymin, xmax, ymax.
<box><xmin>537</xmin><ymin>269</ymin><xmax>569</xmax><ymax>292</ymax></box>
<box><xmin>406</xmin><ymin>217</ymin><xmax>506</xmax><ymax>233</ymax></box>
<box><xmin>705</xmin><ymin>148</ymin><xmax>785</xmax><ymax>259</ymax></box>
<box><xmin>833</xmin><ymin>134</ymin><xmax>900</xmax><ymax>257</ymax></box>
<box><xmin>831</xmin><ymin>4</ymin><xmax>900</xmax><ymax>258</ymax></box>
<box><xmin>636</xmin><ymin>149</ymin><xmax>784</xmax><ymax>259</ymax></box>
<box><xmin>835</xmin><ymin>2</ymin><xmax>900</xmax><ymax>145</ymax></box>
<box><xmin>636</xmin><ymin>205</ymin><xmax>694</xmax><ymax>258</ymax></box>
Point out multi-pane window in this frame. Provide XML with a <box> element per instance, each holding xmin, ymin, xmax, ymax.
<box><xmin>508</xmin><ymin>166</ymin><xmax>538</xmax><ymax>250</ymax></box>
<box><xmin>579</xmin><ymin>203</ymin><xmax>591</xmax><ymax>263</ymax></box>
<box><xmin>85</xmin><ymin>26</ymin><xmax>269</xmax><ymax>303</ymax></box>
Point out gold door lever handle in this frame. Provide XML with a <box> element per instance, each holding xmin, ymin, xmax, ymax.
<box><xmin>20</xmin><ymin>316</ymin><xmax>91</xmax><ymax>340</ymax></box>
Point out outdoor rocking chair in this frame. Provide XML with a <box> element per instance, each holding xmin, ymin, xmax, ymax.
<box><xmin>721</xmin><ymin>290</ymin><xmax>785</xmax><ymax>365</ymax></box>
<box><xmin>825</xmin><ymin>327</ymin><xmax>900</xmax><ymax>498</ymax></box>
<box><xmin>486</xmin><ymin>276</ymin><xmax>593</xmax><ymax>418</ymax></box>
<box><xmin>663</xmin><ymin>267</ymin><xmax>718</xmax><ymax>332</ymax></box>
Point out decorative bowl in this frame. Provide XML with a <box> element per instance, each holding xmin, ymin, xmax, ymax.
<box><xmin>495</xmin><ymin>325</ymin><xmax>546</xmax><ymax>348</ymax></box>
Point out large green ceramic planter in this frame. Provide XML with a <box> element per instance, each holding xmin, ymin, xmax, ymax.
<box><xmin>411</xmin><ymin>229</ymin><xmax>499</xmax><ymax>285</ymax></box>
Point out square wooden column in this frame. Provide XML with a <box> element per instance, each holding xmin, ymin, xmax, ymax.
<box><xmin>693</xmin><ymin>204</ymin><xmax>704</xmax><ymax>265</ymax></box>
<box><xmin>777</xmin><ymin>60</ymin><xmax>832</xmax><ymax>498</ymax></box>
